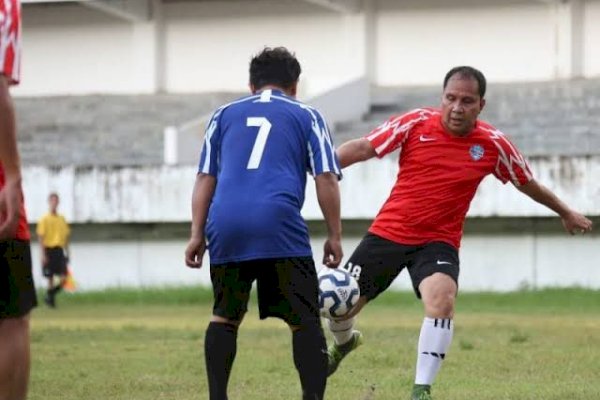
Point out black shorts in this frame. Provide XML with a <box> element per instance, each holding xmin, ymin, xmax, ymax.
<box><xmin>210</xmin><ymin>257</ymin><xmax>320</xmax><ymax>326</ymax></box>
<box><xmin>0</xmin><ymin>240</ymin><xmax>37</xmax><ymax>318</ymax></box>
<box><xmin>341</xmin><ymin>233</ymin><xmax>460</xmax><ymax>300</ymax></box>
<box><xmin>43</xmin><ymin>247</ymin><xmax>67</xmax><ymax>278</ymax></box>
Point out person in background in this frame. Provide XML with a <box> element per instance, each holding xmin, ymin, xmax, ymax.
<box><xmin>37</xmin><ymin>192</ymin><xmax>71</xmax><ymax>308</ymax></box>
<box><xmin>0</xmin><ymin>1</ymin><xmax>37</xmax><ymax>399</ymax></box>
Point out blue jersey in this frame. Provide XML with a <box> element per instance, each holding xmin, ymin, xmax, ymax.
<box><xmin>198</xmin><ymin>89</ymin><xmax>341</xmax><ymax>264</ymax></box>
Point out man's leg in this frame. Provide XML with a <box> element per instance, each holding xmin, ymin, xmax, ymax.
<box><xmin>49</xmin><ymin>274</ymin><xmax>66</xmax><ymax>302</ymax></box>
<box><xmin>412</xmin><ymin>273</ymin><xmax>457</xmax><ymax>400</ymax></box>
<box><xmin>45</xmin><ymin>277</ymin><xmax>55</xmax><ymax>307</ymax></box>
<box><xmin>204</xmin><ymin>316</ymin><xmax>240</xmax><ymax>400</ymax></box>
<box><xmin>257</xmin><ymin>257</ymin><xmax>329</xmax><ymax>399</ymax></box>
<box><xmin>327</xmin><ymin>233</ymin><xmax>407</xmax><ymax>376</ymax></box>
<box><xmin>289</xmin><ymin>323</ymin><xmax>328</xmax><ymax>400</ymax></box>
<box><xmin>0</xmin><ymin>315</ymin><xmax>31</xmax><ymax>400</ymax></box>
<box><xmin>205</xmin><ymin>262</ymin><xmax>253</xmax><ymax>400</ymax></box>
<box><xmin>325</xmin><ymin>302</ymin><xmax>365</xmax><ymax>376</ymax></box>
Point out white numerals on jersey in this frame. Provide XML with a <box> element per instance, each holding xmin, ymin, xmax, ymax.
<box><xmin>246</xmin><ymin>117</ymin><xmax>272</xmax><ymax>170</ymax></box>
<box><xmin>344</xmin><ymin>262</ymin><xmax>362</xmax><ymax>280</ymax></box>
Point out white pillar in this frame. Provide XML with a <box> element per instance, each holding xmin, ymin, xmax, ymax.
<box><xmin>364</xmin><ymin>0</ymin><xmax>377</xmax><ymax>84</ymax></box>
<box><xmin>554</xmin><ymin>0</ymin><xmax>584</xmax><ymax>79</ymax></box>
<box><xmin>163</xmin><ymin>126</ymin><xmax>178</xmax><ymax>165</ymax></box>
<box><xmin>129</xmin><ymin>0</ymin><xmax>165</xmax><ymax>93</ymax></box>
<box><xmin>153</xmin><ymin>0</ymin><xmax>167</xmax><ymax>93</ymax></box>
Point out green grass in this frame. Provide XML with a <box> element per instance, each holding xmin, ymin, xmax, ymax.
<box><xmin>29</xmin><ymin>288</ymin><xmax>600</xmax><ymax>400</ymax></box>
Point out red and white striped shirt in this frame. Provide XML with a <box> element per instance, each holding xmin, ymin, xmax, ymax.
<box><xmin>366</xmin><ymin>108</ymin><xmax>532</xmax><ymax>249</ymax></box>
<box><xmin>0</xmin><ymin>0</ymin><xmax>27</xmax><ymax>241</ymax></box>
<box><xmin>0</xmin><ymin>0</ymin><xmax>21</xmax><ymax>85</ymax></box>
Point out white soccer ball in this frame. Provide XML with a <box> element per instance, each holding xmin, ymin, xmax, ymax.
<box><xmin>318</xmin><ymin>268</ymin><xmax>360</xmax><ymax>320</ymax></box>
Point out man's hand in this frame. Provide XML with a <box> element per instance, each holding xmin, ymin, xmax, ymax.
<box><xmin>185</xmin><ymin>236</ymin><xmax>206</xmax><ymax>268</ymax></box>
<box><xmin>0</xmin><ymin>177</ymin><xmax>21</xmax><ymax>239</ymax></box>
<box><xmin>561</xmin><ymin>210</ymin><xmax>593</xmax><ymax>235</ymax></box>
<box><xmin>322</xmin><ymin>237</ymin><xmax>343</xmax><ymax>268</ymax></box>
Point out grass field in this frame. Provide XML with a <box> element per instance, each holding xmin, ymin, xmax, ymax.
<box><xmin>29</xmin><ymin>287</ymin><xmax>600</xmax><ymax>400</ymax></box>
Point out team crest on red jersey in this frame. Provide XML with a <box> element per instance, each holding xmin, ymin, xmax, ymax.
<box><xmin>469</xmin><ymin>144</ymin><xmax>484</xmax><ymax>161</ymax></box>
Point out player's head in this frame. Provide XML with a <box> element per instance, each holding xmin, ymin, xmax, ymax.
<box><xmin>249</xmin><ymin>47</ymin><xmax>301</xmax><ymax>97</ymax></box>
<box><xmin>441</xmin><ymin>66</ymin><xmax>486</xmax><ymax>136</ymax></box>
<box><xmin>48</xmin><ymin>192</ymin><xmax>59</xmax><ymax>212</ymax></box>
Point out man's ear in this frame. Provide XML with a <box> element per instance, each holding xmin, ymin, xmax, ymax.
<box><xmin>288</xmin><ymin>81</ymin><xmax>298</xmax><ymax>98</ymax></box>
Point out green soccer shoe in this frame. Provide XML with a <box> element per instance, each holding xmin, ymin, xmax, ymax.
<box><xmin>411</xmin><ymin>384</ymin><xmax>432</xmax><ymax>400</ymax></box>
<box><xmin>327</xmin><ymin>330</ymin><xmax>363</xmax><ymax>377</ymax></box>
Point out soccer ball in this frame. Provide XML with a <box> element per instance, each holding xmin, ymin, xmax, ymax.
<box><xmin>318</xmin><ymin>268</ymin><xmax>360</xmax><ymax>320</ymax></box>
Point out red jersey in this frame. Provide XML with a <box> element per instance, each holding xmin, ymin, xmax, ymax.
<box><xmin>365</xmin><ymin>108</ymin><xmax>532</xmax><ymax>249</ymax></box>
<box><xmin>0</xmin><ymin>0</ymin><xmax>21</xmax><ymax>84</ymax></box>
<box><xmin>0</xmin><ymin>165</ymin><xmax>29</xmax><ymax>241</ymax></box>
<box><xmin>0</xmin><ymin>0</ymin><xmax>26</xmax><ymax>240</ymax></box>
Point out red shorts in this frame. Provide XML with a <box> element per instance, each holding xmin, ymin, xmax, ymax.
<box><xmin>0</xmin><ymin>0</ymin><xmax>21</xmax><ymax>85</ymax></box>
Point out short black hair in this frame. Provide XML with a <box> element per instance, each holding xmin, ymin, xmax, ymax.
<box><xmin>249</xmin><ymin>47</ymin><xmax>301</xmax><ymax>91</ymax></box>
<box><xmin>48</xmin><ymin>192</ymin><xmax>59</xmax><ymax>200</ymax></box>
<box><xmin>443</xmin><ymin>66</ymin><xmax>487</xmax><ymax>98</ymax></box>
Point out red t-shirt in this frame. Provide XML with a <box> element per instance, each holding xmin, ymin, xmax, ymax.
<box><xmin>365</xmin><ymin>108</ymin><xmax>532</xmax><ymax>249</ymax></box>
<box><xmin>0</xmin><ymin>0</ymin><xmax>26</xmax><ymax>240</ymax></box>
<box><xmin>0</xmin><ymin>0</ymin><xmax>21</xmax><ymax>85</ymax></box>
<box><xmin>0</xmin><ymin>165</ymin><xmax>29</xmax><ymax>241</ymax></box>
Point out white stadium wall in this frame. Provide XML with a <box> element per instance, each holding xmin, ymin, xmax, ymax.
<box><xmin>22</xmin><ymin>157</ymin><xmax>600</xmax><ymax>291</ymax></box>
<box><xmin>12</xmin><ymin>0</ymin><xmax>600</xmax><ymax>96</ymax></box>
<box><xmin>28</xmin><ymin>233</ymin><xmax>600</xmax><ymax>292</ymax></box>
<box><xmin>375</xmin><ymin>1</ymin><xmax>556</xmax><ymax>85</ymax></box>
<box><xmin>14</xmin><ymin>4</ymin><xmax>154</xmax><ymax>96</ymax></box>
<box><xmin>163</xmin><ymin>0</ymin><xmax>366</xmax><ymax>95</ymax></box>
<box><xmin>21</xmin><ymin>156</ymin><xmax>600</xmax><ymax>223</ymax></box>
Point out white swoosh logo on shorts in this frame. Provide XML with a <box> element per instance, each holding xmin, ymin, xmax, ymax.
<box><xmin>436</xmin><ymin>260</ymin><xmax>452</xmax><ymax>265</ymax></box>
<box><xmin>419</xmin><ymin>135</ymin><xmax>436</xmax><ymax>142</ymax></box>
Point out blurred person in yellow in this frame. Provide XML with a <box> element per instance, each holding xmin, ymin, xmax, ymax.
<box><xmin>37</xmin><ymin>192</ymin><xmax>71</xmax><ymax>308</ymax></box>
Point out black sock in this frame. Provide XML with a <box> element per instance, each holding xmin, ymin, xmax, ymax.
<box><xmin>292</xmin><ymin>324</ymin><xmax>327</xmax><ymax>400</ymax></box>
<box><xmin>204</xmin><ymin>322</ymin><xmax>238</xmax><ymax>400</ymax></box>
<box><xmin>50</xmin><ymin>285</ymin><xmax>62</xmax><ymax>296</ymax></box>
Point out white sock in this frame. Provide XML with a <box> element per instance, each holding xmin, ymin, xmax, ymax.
<box><xmin>327</xmin><ymin>317</ymin><xmax>356</xmax><ymax>345</ymax></box>
<box><xmin>415</xmin><ymin>317</ymin><xmax>454</xmax><ymax>385</ymax></box>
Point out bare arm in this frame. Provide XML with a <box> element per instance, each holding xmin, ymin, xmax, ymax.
<box><xmin>38</xmin><ymin>235</ymin><xmax>47</xmax><ymax>266</ymax></box>
<box><xmin>64</xmin><ymin>241</ymin><xmax>70</xmax><ymax>261</ymax></box>
<box><xmin>517</xmin><ymin>179</ymin><xmax>593</xmax><ymax>235</ymax></box>
<box><xmin>315</xmin><ymin>172</ymin><xmax>343</xmax><ymax>268</ymax></box>
<box><xmin>0</xmin><ymin>76</ymin><xmax>19</xmax><ymax>178</ymax></box>
<box><xmin>0</xmin><ymin>76</ymin><xmax>22</xmax><ymax>239</ymax></box>
<box><xmin>336</xmin><ymin>138</ymin><xmax>377</xmax><ymax>168</ymax></box>
<box><xmin>64</xmin><ymin>219</ymin><xmax>71</xmax><ymax>259</ymax></box>
<box><xmin>184</xmin><ymin>173</ymin><xmax>217</xmax><ymax>268</ymax></box>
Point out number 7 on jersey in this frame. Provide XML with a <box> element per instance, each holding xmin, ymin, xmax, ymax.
<box><xmin>246</xmin><ymin>117</ymin><xmax>272</xmax><ymax>170</ymax></box>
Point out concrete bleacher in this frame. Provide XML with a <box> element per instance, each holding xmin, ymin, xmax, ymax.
<box><xmin>15</xmin><ymin>93</ymin><xmax>242</xmax><ymax>166</ymax></box>
<box><xmin>336</xmin><ymin>78</ymin><xmax>600</xmax><ymax>155</ymax></box>
<box><xmin>15</xmin><ymin>78</ymin><xmax>600</xmax><ymax>166</ymax></box>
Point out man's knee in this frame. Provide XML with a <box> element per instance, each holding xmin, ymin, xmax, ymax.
<box><xmin>0</xmin><ymin>315</ymin><xmax>30</xmax><ymax>332</ymax></box>
<box><xmin>210</xmin><ymin>314</ymin><xmax>243</xmax><ymax>327</ymax></box>
<box><xmin>419</xmin><ymin>273</ymin><xmax>457</xmax><ymax>318</ymax></box>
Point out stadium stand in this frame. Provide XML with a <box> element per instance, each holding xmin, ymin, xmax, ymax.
<box><xmin>338</xmin><ymin>79</ymin><xmax>600</xmax><ymax>156</ymax></box>
<box><xmin>14</xmin><ymin>92</ymin><xmax>242</xmax><ymax>166</ymax></box>
<box><xmin>15</xmin><ymin>78</ymin><xmax>600</xmax><ymax>167</ymax></box>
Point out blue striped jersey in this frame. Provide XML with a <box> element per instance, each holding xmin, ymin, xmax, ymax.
<box><xmin>198</xmin><ymin>89</ymin><xmax>341</xmax><ymax>264</ymax></box>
